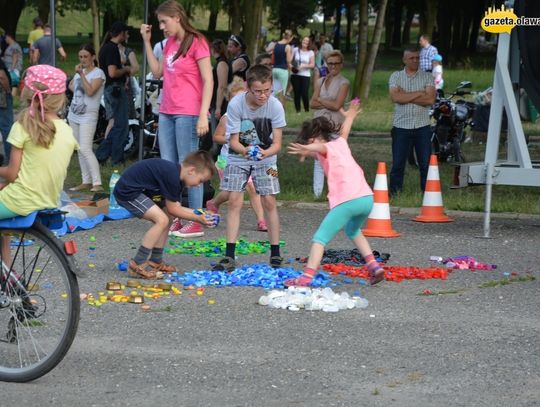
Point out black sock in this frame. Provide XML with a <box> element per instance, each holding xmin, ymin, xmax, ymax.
<box><xmin>225</xmin><ymin>243</ymin><xmax>236</xmax><ymax>259</ymax></box>
<box><xmin>149</xmin><ymin>247</ymin><xmax>164</xmax><ymax>264</ymax></box>
<box><xmin>133</xmin><ymin>246</ymin><xmax>151</xmax><ymax>264</ymax></box>
<box><xmin>270</xmin><ymin>244</ymin><xmax>280</xmax><ymax>258</ymax></box>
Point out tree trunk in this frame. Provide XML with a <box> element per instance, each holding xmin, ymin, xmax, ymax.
<box><xmin>230</xmin><ymin>0</ymin><xmax>242</xmax><ymax>35</ymax></box>
<box><xmin>37</xmin><ymin>0</ymin><xmax>49</xmax><ymax>25</ymax></box>
<box><xmin>384</xmin><ymin>0</ymin><xmax>393</xmax><ymax>51</ymax></box>
<box><xmin>242</xmin><ymin>0</ymin><xmax>263</xmax><ymax>61</ymax></box>
<box><xmin>355</xmin><ymin>0</ymin><xmax>389</xmax><ymax>101</ymax></box>
<box><xmin>391</xmin><ymin>0</ymin><xmax>404</xmax><ymax>47</ymax></box>
<box><xmin>468</xmin><ymin>0</ymin><xmax>487</xmax><ymax>51</ymax></box>
<box><xmin>0</xmin><ymin>0</ymin><xmax>25</xmax><ymax>36</ymax></box>
<box><xmin>333</xmin><ymin>5</ymin><xmax>342</xmax><ymax>50</ymax></box>
<box><xmin>345</xmin><ymin>2</ymin><xmax>353</xmax><ymax>53</ymax></box>
<box><xmin>90</xmin><ymin>0</ymin><xmax>101</xmax><ymax>55</ymax></box>
<box><xmin>459</xmin><ymin>1</ymin><xmax>473</xmax><ymax>55</ymax></box>
<box><xmin>401</xmin><ymin>5</ymin><xmax>415</xmax><ymax>46</ymax></box>
<box><xmin>207</xmin><ymin>10</ymin><xmax>218</xmax><ymax>34</ymax></box>
<box><xmin>420</xmin><ymin>0</ymin><xmax>438</xmax><ymax>39</ymax></box>
<box><xmin>357</xmin><ymin>0</ymin><xmax>369</xmax><ymax>68</ymax></box>
<box><xmin>437</xmin><ymin>1</ymin><xmax>453</xmax><ymax>57</ymax></box>
<box><xmin>451</xmin><ymin>7</ymin><xmax>462</xmax><ymax>59</ymax></box>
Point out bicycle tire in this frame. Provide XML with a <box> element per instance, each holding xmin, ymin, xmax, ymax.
<box><xmin>0</xmin><ymin>222</ymin><xmax>80</xmax><ymax>382</ymax></box>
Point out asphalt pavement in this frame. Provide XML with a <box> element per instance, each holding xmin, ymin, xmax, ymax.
<box><xmin>1</xmin><ymin>205</ymin><xmax>539</xmax><ymax>407</ymax></box>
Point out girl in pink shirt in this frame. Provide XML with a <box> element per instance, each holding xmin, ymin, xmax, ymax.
<box><xmin>140</xmin><ymin>0</ymin><xmax>213</xmax><ymax>238</ymax></box>
<box><xmin>285</xmin><ymin>102</ymin><xmax>385</xmax><ymax>286</ymax></box>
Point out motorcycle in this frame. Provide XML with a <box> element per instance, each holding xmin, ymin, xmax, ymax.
<box><xmin>65</xmin><ymin>77</ymin><xmax>159</xmax><ymax>160</ymax></box>
<box><xmin>430</xmin><ymin>81</ymin><xmax>476</xmax><ymax>163</ymax></box>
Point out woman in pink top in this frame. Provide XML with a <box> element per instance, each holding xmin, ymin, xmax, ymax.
<box><xmin>141</xmin><ymin>0</ymin><xmax>213</xmax><ymax>238</ymax></box>
<box><xmin>284</xmin><ymin>102</ymin><xmax>385</xmax><ymax>287</ymax></box>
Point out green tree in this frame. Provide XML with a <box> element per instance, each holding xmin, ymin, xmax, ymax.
<box><xmin>267</xmin><ymin>0</ymin><xmax>317</xmax><ymax>32</ymax></box>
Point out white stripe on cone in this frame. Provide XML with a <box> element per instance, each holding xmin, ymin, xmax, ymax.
<box><xmin>427</xmin><ymin>165</ymin><xmax>440</xmax><ymax>180</ymax></box>
<box><xmin>373</xmin><ymin>174</ymin><xmax>388</xmax><ymax>190</ymax></box>
<box><xmin>421</xmin><ymin>191</ymin><xmax>443</xmax><ymax>207</ymax></box>
<box><xmin>366</xmin><ymin>202</ymin><xmax>390</xmax><ymax>220</ymax></box>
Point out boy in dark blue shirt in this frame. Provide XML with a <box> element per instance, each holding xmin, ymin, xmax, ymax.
<box><xmin>114</xmin><ymin>151</ymin><xmax>216</xmax><ymax>279</ymax></box>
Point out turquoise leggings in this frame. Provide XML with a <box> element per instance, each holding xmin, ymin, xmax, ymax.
<box><xmin>0</xmin><ymin>201</ymin><xmax>19</xmax><ymax>219</ymax></box>
<box><xmin>313</xmin><ymin>196</ymin><xmax>374</xmax><ymax>246</ymax></box>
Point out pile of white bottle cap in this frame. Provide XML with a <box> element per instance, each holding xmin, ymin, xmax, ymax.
<box><xmin>258</xmin><ymin>286</ymin><xmax>369</xmax><ymax>312</ymax></box>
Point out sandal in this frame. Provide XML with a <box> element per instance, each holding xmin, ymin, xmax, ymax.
<box><xmin>211</xmin><ymin>256</ymin><xmax>236</xmax><ymax>272</ymax></box>
<box><xmin>270</xmin><ymin>256</ymin><xmax>283</xmax><ymax>269</ymax></box>
<box><xmin>69</xmin><ymin>183</ymin><xmax>91</xmax><ymax>192</ymax></box>
<box><xmin>148</xmin><ymin>260</ymin><xmax>177</xmax><ymax>273</ymax></box>
<box><xmin>90</xmin><ymin>185</ymin><xmax>104</xmax><ymax>192</ymax></box>
<box><xmin>128</xmin><ymin>260</ymin><xmax>163</xmax><ymax>280</ymax></box>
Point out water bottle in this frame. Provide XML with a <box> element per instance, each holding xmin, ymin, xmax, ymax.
<box><xmin>313</xmin><ymin>159</ymin><xmax>324</xmax><ymax>198</ymax></box>
<box><xmin>109</xmin><ymin>170</ymin><xmax>121</xmax><ymax>210</ymax></box>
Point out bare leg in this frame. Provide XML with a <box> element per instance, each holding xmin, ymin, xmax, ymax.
<box><xmin>261</xmin><ymin>195</ymin><xmax>279</xmax><ymax>245</ymax></box>
<box><xmin>246</xmin><ymin>183</ymin><xmax>265</xmax><ymax>223</ymax></box>
<box><xmin>212</xmin><ymin>190</ymin><xmax>230</xmax><ymax>209</ymax></box>
<box><xmin>226</xmin><ymin>191</ymin><xmax>244</xmax><ymax>243</ymax></box>
<box><xmin>140</xmin><ymin>206</ymin><xmax>170</xmax><ymax>249</ymax></box>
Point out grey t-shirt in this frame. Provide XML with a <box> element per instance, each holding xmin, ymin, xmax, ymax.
<box><xmin>2</xmin><ymin>42</ymin><xmax>23</xmax><ymax>72</ymax></box>
<box><xmin>33</xmin><ymin>35</ymin><xmax>62</xmax><ymax>66</ymax></box>
<box><xmin>226</xmin><ymin>92</ymin><xmax>286</xmax><ymax>165</ymax></box>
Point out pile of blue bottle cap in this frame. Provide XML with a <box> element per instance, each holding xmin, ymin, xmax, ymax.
<box><xmin>164</xmin><ymin>264</ymin><xmax>332</xmax><ymax>289</ymax></box>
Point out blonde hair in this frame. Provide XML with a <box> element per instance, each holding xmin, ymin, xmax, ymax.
<box><xmin>18</xmin><ymin>83</ymin><xmax>66</xmax><ymax>148</ymax></box>
<box><xmin>226</xmin><ymin>76</ymin><xmax>246</xmax><ymax>99</ymax></box>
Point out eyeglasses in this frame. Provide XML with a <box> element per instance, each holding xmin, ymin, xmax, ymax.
<box><xmin>326</xmin><ymin>61</ymin><xmax>342</xmax><ymax>66</ymax></box>
<box><xmin>250</xmin><ymin>88</ymin><xmax>272</xmax><ymax>96</ymax></box>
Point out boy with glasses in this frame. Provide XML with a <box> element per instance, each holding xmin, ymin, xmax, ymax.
<box><xmin>212</xmin><ymin>65</ymin><xmax>286</xmax><ymax>271</ymax></box>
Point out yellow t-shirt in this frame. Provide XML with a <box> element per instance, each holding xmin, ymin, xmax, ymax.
<box><xmin>27</xmin><ymin>28</ymin><xmax>44</xmax><ymax>46</ymax></box>
<box><xmin>0</xmin><ymin>120</ymin><xmax>79</xmax><ymax>215</ymax></box>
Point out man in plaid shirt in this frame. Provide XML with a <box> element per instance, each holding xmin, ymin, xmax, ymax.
<box><xmin>419</xmin><ymin>34</ymin><xmax>438</xmax><ymax>72</ymax></box>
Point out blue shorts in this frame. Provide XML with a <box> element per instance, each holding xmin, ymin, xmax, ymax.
<box><xmin>115</xmin><ymin>193</ymin><xmax>164</xmax><ymax>218</ymax></box>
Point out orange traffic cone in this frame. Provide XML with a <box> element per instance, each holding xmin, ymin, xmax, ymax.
<box><xmin>413</xmin><ymin>154</ymin><xmax>453</xmax><ymax>223</ymax></box>
<box><xmin>363</xmin><ymin>162</ymin><xmax>400</xmax><ymax>238</ymax></box>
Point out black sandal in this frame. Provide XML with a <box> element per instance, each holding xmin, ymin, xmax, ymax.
<box><xmin>212</xmin><ymin>256</ymin><xmax>236</xmax><ymax>272</ymax></box>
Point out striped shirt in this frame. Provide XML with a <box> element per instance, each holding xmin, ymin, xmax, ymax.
<box><xmin>389</xmin><ymin>69</ymin><xmax>434</xmax><ymax>129</ymax></box>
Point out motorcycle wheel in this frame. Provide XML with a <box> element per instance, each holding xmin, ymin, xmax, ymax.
<box><xmin>452</xmin><ymin>138</ymin><xmax>465</xmax><ymax>163</ymax></box>
<box><xmin>124</xmin><ymin>125</ymin><xmax>140</xmax><ymax>159</ymax></box>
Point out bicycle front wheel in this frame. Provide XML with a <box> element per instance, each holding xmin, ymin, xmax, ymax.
<box><xmin>0</xmin><ymin>222</ymin><xmax>80</xmax><ymax>382</ymax></box>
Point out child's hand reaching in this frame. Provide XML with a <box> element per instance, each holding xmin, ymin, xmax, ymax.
<box><xmin>340</xmin><ymin>97</ymin><xmax>362</xmax><ymax>119</ymax></box>
<box><xmin>287</xmin><ymin>143</ymin><xmax>311</xmax><ymax>160</ymax></box>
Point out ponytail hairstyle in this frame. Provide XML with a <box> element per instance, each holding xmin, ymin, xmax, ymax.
<box><xmin>18</xmin><ymin>65</ymin><xmax>67</xmax><ymax>149</ymax></box>
<box><xmin>211</xmin><ymin>39</ymin><xmax>227</xmax><ymax>59</ymax></box>
<box><xmin>156</xmin><ymin>0</ymin><xmax>207</xmax><ymax>62</ymax></box>
<box><xmin>296</xmin><ymin>117</ymin><xmax>341</xmax><ymax>144</ymax></box>
<box><xmin>18</xmin><ymin>84</ymin><xmax>66</xmax><ymax>148</ymax></box>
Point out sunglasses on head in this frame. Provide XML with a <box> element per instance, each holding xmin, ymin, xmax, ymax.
<box><xmin>229</xmin><ymin>35</ymin><xmax>241</xmax><ymax>47</ymax></box>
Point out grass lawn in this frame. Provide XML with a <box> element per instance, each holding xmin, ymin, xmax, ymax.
<box><xmin>14</xmin><ymin>8</ymin><xmax>539</xmax><ymax>213</ymax></box>
<box><xmin>66</xmin><ymin>133</ymin><xmax>540</xmax><ymax>214</ymax></box>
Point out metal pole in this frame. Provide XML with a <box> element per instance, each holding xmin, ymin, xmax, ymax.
<box><xmin>482</xmin><ymin>163</ymin><xmax>494</xmax><ymax>238</ymax></box>
<box><xmin>138</xmin><ymin>0</ymin><xmax>149</xmax><ymax>161</ymax></box>
<box><xmin>50</xmin><ymin>0</ymin><xmax>56</xmax><ymax>67</ymax></box>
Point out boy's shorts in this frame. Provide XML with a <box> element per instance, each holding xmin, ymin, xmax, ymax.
<box><xmin>221</xmin><ymin>162</ymin><xmax>280</xmax><ymax>195</ymax></box>
<box><xmin>116</xmin><ymin>193</ymin><xmax>164</xmax><ymax>218</ymax></box>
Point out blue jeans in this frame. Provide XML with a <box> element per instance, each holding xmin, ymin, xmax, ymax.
<box><xmin>389</xmin><ymin>126</ymin><xmax>431</xmax><ymax>195</ymax></box>
<box><xmin>158</xmin><ymin>113</ymin><xmax>202</xmax><ymax>209</ymax></box>
<box><xmin>96</xmin><ymin>85</ymin><xmax>129</xmax><ymax>165</ymax></box>
<box><xmin>0</xmin><ymin>93</ymin><xmax>14</xmax><ymax>162</ymax></box>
